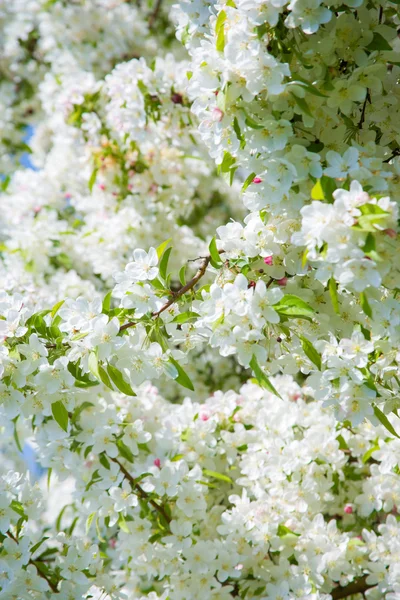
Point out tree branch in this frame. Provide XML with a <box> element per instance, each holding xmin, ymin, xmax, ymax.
<box><xmin>331</xmin><ymin>576</ymin><xmax>374</xmax><ymax>600</ymax></box>
<box><xmin>111</xmin><ymin>457</ymin><xmax>171</xmax><ymax>526</ymax></box>
<box><xmin>7</xmin><ymin>531</ymin><xmax>59</xmax><ymax>593</ymax></box>
<box><xmin>120</xmin><ymin>254</ymin><xmax>213</xmax><ymax>332</ymax></box>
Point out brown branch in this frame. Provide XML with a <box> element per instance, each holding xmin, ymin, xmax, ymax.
<box><xmin>120</xmin><ymin>254</ymin><xmax>214</xmax><ymax>332</ymax></box>
<box><xmin>148</xmin><ymin>0</ymin><xmax>163</xmax><ymax>28</ymax></box>
<box><xmin>111</xmin><ymin>457</ymin><xmax>171</xmax><ymax>526</ymax></box>
<box><xmin>331</xmin><ymin>576</ymin><xmax>374</xmax><ymax>600</ymax></box>
<box><xmin>7</xmin><ymin>531</ymin><xmax>59</xmax><ymax>593</ymax></box>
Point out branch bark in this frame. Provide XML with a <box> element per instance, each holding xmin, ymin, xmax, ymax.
<box><xmin>331</xmin><ymin>576</ymin><xmax>374</xmax><ymax>600</ymax></box>
<box><xmin>111</xmin><ymin>457</ymin><xmax>171</xmax><ymax>526</ymax></box>
<box><xmin>119</xmin><ymin>254</ymin><xmax>213</xmax><ymax>332</ymax></box>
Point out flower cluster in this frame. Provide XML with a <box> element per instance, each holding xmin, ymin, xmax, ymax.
<box><xmin>1</xmin><ymin>0</ymin><xmax>400</xmax><ymax>598</ymax></box>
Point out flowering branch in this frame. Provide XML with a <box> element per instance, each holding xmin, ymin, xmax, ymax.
<box><xmin>111</xmin><ymin>457</ymin><xmax>171</xmax><ymax>526</ymax></box>
<box><xmin>120</xmin><ymin>253</ymin><xmax>215</xmax><ymax>332</ymax></box>
<box><xmin>331</xmin><ymin>576</ymin><xmax>373</xmax><ymax>600</ymax></box>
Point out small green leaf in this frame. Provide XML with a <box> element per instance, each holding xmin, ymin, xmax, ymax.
<box><xmin>98</xmin><ymin>364</ymin><xmax>114</xmax><ymax>390</ymax></box>
<box><xmin>274</xmin><ymin>295</ymin><xmax>314</xmax><ymax>320</ymax></box>
<box><xmin>51</xmin><ymin>401</ymin><xmax>69</xmax><ymax>432</ymax></box>
<box><xmin>360</xmin><ymin>292</ymin><xmax>372</xmax><ymax>319</ymax></box>
<box><xmin>30</xmin><ymin>537</ymin><xmax>49</xmax><ymax>555</ymax></box>
<box><xmin>288</xmin><ymin>79</ymin><xmax>328</xmax><ymax>97</ymax></box>
<box><xmin>179</xmin><ymin>265</ymin><xmax>186</xmax><ymax>286</ymax></box>
<box><xmin>203</xmin><ymin>469</ymin><xmax>233</xmax><ymax>484</ymax></box>
<box><xmin>88</xmin><ymin>167</ymin><xmax>98</xmax><ymax>192</ymax></box>
<box><xmin>96</xmin><ymin>517</ymin><xmax>106</xmax><ymax>542</ymax></box>
<box><xmin>107</xmin><ymin>364</ymin><xmax>136</xmax><ymax>396</ymax></box>
<box><xmin>329</xmin><ymin>277</ymin><xmax>340</xmax><ymax>315</ymax></box>
<box><xmin>299</xmin><ymin>336</ymin><xmax>322</xmax><ymax>370</ymax></box>
<box><xmin>209</xmin><ymin>236</ymin><xmax>222</xmax><ymax>267</ymax></box>
<box><xmin>116</xmin><ymin>439</ymin><xmax>135</xmax><ymax>463</ymax></box>
<box><xmin>249</xmin><ymin>355</ymin><xmax>281</xmax><ymax>398</ymax></box>
<box><xmin>215</xmin><ymin>10</ymin><xmax>226</xmax><ymax>52</ymax></box>
<box><xmin>171</xmin><ymin>311</ymin><xmax>200</xmax><ymax>324</ymax></box>
<box><xmin>291</xmin><ymin>93</ymin><xmax>314</xmax><ymax>118</ymax></box>
<box><xmin>102</xmin><ymin>291</ymin><xmax>112</xmax><ymax>314</ymax></box>
<box><xmin>86</xmin><ymin>512</ymin><xmax>96</xmax><ymax>534</ymax></box>
<box><xmin>118</xmin><ymin>513</ymin><xmax>130</xmax><ymax>533</ymax></box>
<box><xmin>50</xmin><ymin>300</ymin><xmax>64</xmax><ymax>319</ymax></box>
<box><xmin>373</xmin><ymin>405</ymin><xmax>400</xmax><ymax>439</ymax></box>
<box><xmin>159</xmin><ymin>246</ymin><xmax>172</xmax><ymax>281</ymax></box>
<box><xmin>311</xmin><ymin>179</ymin><xmax>324</xmax><ymax>200</ymax></box>
<box><xmin>156</xmin><ymin>238</ymin><xmax>172</xmax><ymax>260</ymax></box>
<box><xmin>362</xmin><ymin>442</ymin><xmax>380</xmax><ymax>463</ymax></box>
<box><xmin>13</xmin><ymin>416</ymin><xmax>23</xmax><ymax>453</ymax></box>
<box><xmin>88</xmin><ymin>351</ymin><xmax>100</xmax><ymax>381</ymax></box>
<box><xmin>242</xmin><ymin>172</ymin><xmax>256</xmax><ymax>193</ymax></box>
<box><xmin>277</xmin><ymin>524</ymin><xmax>300</xmax><ymax>537</ymax></box>
<box><xmin>366</xmin><ymin>32</ymin><xmax>393</xmax><ymax>52</ymax></box>
<box><xmin>169</xmin><ymin>356</ymin><xmax>195</xmax><ymax>391</ymax></box>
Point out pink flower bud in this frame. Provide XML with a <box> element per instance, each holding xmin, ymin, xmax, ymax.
<box><xmin>99</xmin><ymin>184</ymin><xmax>106</xmax><ymax>191</ymax></box>
<box><xmin>200</xmin><ymin>413</ymin><xmax>209</xmax><ymax>421</ymax></box>
<box><xmin>253</xmin><ymin>177</ymin><xmax>262</xmax><ymax>184</ymax></box>
<box><xmin>263</xmin><ymin>256</ymin><xmax>273</xmax><ymax>266</ymax></box>
<box><xmin>384</xmin><ymin>228</ymin><xmax>397</xmax><ymax>238</ymax></box>
<box><xmin>109</xmin><ymin>538</ymin><xmax>117</xmax><ymax>549</ymax></box>
<box><xmin>212</xmin><ymin>107</ymin><xmax>224</xmax><ymax>122</ymax></box>
<box><xmin>248</xmin><ymin>280</ymin><xmax>256</xmax><ymax>289</ymax></box>
<box><xmin>344</xmin><ymin>504</ymin><xmax>353</xmax><ymax>514</ymax></box>
<box><xmin>277</xmin><ymin>277</ymin><xmax>288</xmax><ymax>286</ymax></box>
<box><xmin>154</xmin><ymin>458</ymin><xmax>161</xmax><ymax>468</ymax></box>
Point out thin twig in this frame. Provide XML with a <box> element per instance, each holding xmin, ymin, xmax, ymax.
<box><xmin>6</xmin><ymin>531</ymin><xmax>59</xmax><ymax>593</ymax></box>
<box><xmin>111</xmin><ymin>457</ymin><xmax>171</xmax><ymax>526</ymax></box>
<box><xmin>148</xmin><ymin>0</ymin><xmax>162</xmax><ymax>28</ymax></box>
<box><xmin>120</xmin><ymin>254</ymin><xmax>213</xmax><ymax>332</ymax></box>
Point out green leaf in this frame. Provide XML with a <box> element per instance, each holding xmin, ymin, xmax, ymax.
<box><xmin>328</xmin><ymin>277</ymin><xmax>340</xmax><ymax>315</ymax></box>
<box><xmin>179</xmin><ymin>265</ymin><xmax>186</xmax><ymax>286</ymax></box>
<box><xmin>274</xmin><ymin>295</ymin><xmax>315</xmax><ymax>320</ymax></box>
<box><xmin>50</xmin><ymin>300</ymin><xmax>64</xmax><ymax>319</ymax></box>
<box><xmin>96</xmin><ymin>517</ymin><xmax>106</xmax><ymax>542</ymax></box>
<box><xmin>299</xmin><ymin>336</ymin><xmax>322</xmax><ymax>370</ymax></box>
<box><xmin>362</xmin><ymin>442</ymin><xmax>380</xmax><ymax>463</ymax></box>
<box><xmin>88</xmin><ymin>351</ymin><xmax>100</xmax><ymax>381</ymax></box>
<box><xmin>102</xmin><ymin>290</ymin><xmax>112</xmax><ymax>314</ymax></box>
<box><xmin>209</xmin><ymin>236</ymin><xmax>223</xmax><ymax>267</ymax></box>
<box><xmin>107</xmin><ymin>364</ymin><xmax>136</xmax><ymax>396</ymax></box>
<box><xmin>171</xmin><ymin>311</ymin><xmax>200</xmax><ymax>324</ymax></box>
<box><xmin>249</xmin><ymin>355</ymin><xmax>281</xmax><ymax>398</ymax></box>
<box><xmin>215</xmin><ymin>10</ymin><xmax>226</xmax><ymax>52</ymax></box>
<box><xmin>86</xmin><ymin>512</ymin><xmax>96</xmax><ymax>534</ymax></box>
<box><xmin>116</xmin><ymin>438</ymin><xmax>135</xmax><ymax>463</ymax></box>
<box><xmin>233</xmin><ymin>116</ymin><xmax>244</xmax><ymax>147</ymax></box>
<box><xmin>156</xmin><ymin>238</ymin><xmax>172</xmax><ymax>260</ymax></box>
<box><xmin>98</xmin><ymin>364</ymin><xmax>114</xmax><ymax>390</ymax></box>
<box><xmin>277</xmin><ymin>524</ymin><xmax>300</xmax><ymax>537</ymax></box>
<box><xmin>241</xmin><ymin>172</ymin><xmax>256</xmax><ymax>193</ymax></box>
<box><xmin>11</xmin><ymin>500</ymin><xmax>26</xmax><ymax>518</ymax></box>
<box><xmin>373</xmin><ymin>405</ymin><xmax>400</xmax><ymax>439</ymax></box>
<box><xmin>88</xmin><ymin>167</ymin><xmax>98</xmax><ymax>192</ymax></box>
<box><xmin>171</xmin><ymin>454</ymin><xmax>185</xmax><ymax>462</ymax></box>
<box><xmin>159</xmin><ymin>246</ymin><xmax>172</xmax><ymax>281</ymax></box>
<box><xmin>288</xmin><ymin>79</ymin><xmax>328</xmax><ymax>97</ymax></box>
<box><xmin>30</xmin><ymin>537</ymin><xmax>49</xmax><ymax>555</ymax></box>
<box><xmin>311</xmin><ymin>179</ymin><xmax>324</xmax><ymax>200</ymax></box>
<box><xmin>291</xmin><ymin>93</ymin><xmax>314</xmax><ymax>118</ymax></box>
<box><xmin>51</xmin><ymin>401</ymin><xmax>69</xmax><ymax>432</ymax></box>
<box><xmin>13</xmin><ymin>416</ymin><xmax>23</xmax><ymax>453</ymax></box>
<box><xmin>169</xmin><ymin>356</ymin><xmax>195</xmax><ymax>391</ymax></box>
<box><xmin>366</xmin><ymin>32</ymin><xmax>393</xmax><ymax>52</ymax></box>
<box><xmin>203</xmin><ymin>469</ymin><xmax>233</xmax><ymax>484</ymax></box>
<box><xmin>360</xmin><ymin>292</ymin><xmax>372</xmax><ymax>319</ymax></box>
<box><xmin>118</xmin><ymin>513</ymin><xmax>130</xmax><ymax>533</ymax></box>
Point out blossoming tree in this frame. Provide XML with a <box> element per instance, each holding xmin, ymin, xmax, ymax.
<box><xmin>1</xmin><ymin>0</ymin><xmax>400</xmax><ymax>598</ymax></box>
